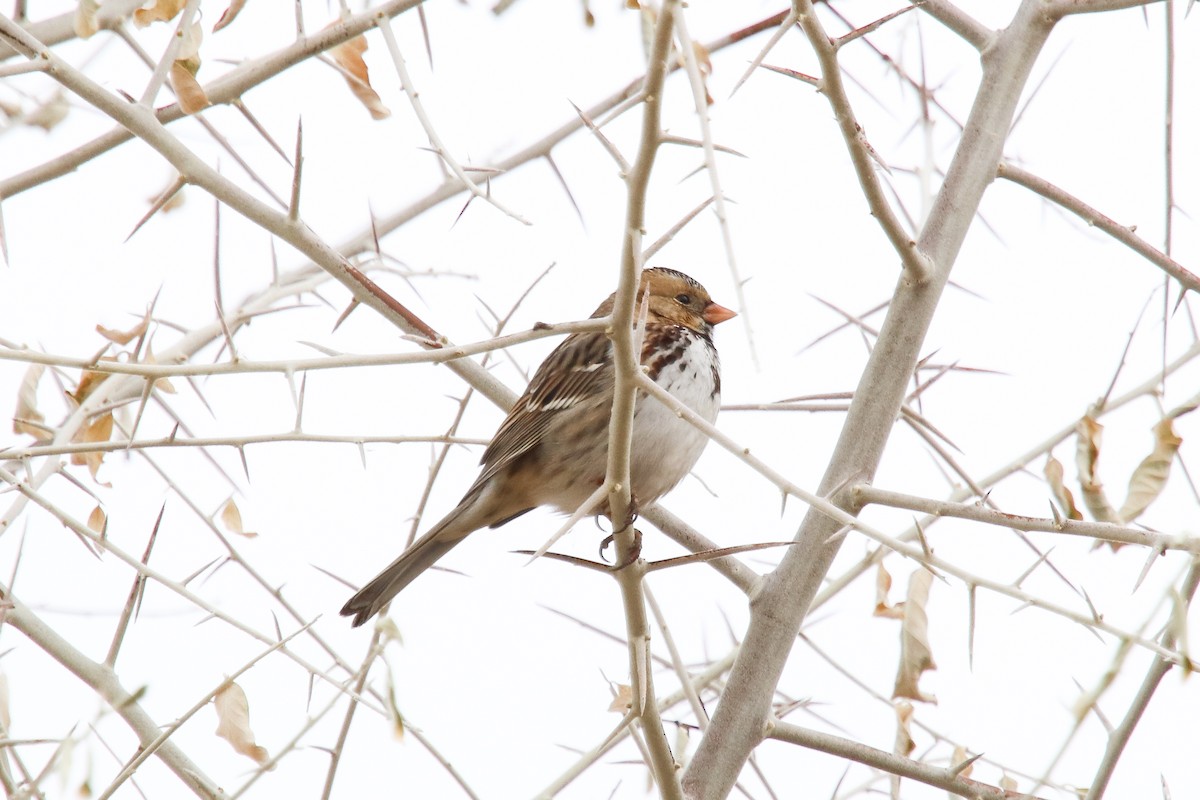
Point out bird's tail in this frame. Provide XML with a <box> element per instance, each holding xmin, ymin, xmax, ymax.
<box><xmin>339</xmin><ymin>523</ymin><xmax>465</xmax><ymax>627</ymax></box>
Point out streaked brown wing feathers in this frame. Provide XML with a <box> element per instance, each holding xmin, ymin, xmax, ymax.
<box><xmin>467</xmin><ymin>332</ymin><xmax>612</xmax><ymax>492</ymax></box>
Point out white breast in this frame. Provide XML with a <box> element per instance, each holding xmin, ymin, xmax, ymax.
<box><xmin>629</xmin><ymin>331</ymin><xmax>720</xmax><ymax>503</ymax></box>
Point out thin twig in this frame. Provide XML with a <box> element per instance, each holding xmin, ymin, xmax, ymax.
<box><xmin>375</xmin><ymin>14</ymin><xmax>530</xmax><ymax>226</ymax></box>
<box><xmin>854</xmin><ymin>484</ymin><xmax>1199</xmax><ymax>553</ymax></box>
<box><xmin>767</xmin><ymin>720</ymin><xmax>1047</xmax><ymax>800</ymax></box>
<box><xmin>674</xmin><ymin>10</ymin><xmax>757</xmax><ymax>366</ymax></box>
<box><xmin>793</xmin><ymin>0</ymin><xmax>933</xmax><ymax>279</ymax></box>
<box><xmin>1085</xmin><ymin>558</ymin><xmax>1200</xmax><ymax>800</ymax></box>
<box><xmin>998</xmin><ymin>161</ymin><xmax>1199</xmax><ymax>293</ymax></box>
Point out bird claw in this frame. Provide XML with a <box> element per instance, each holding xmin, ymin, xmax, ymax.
<box><xmin>599</xmin><ymin>532</ymin><xmax>615</xmax><ymax>562</ymax></box>
<box><xmin>599</xmin><ymin>528</ymin><xmax>642</xmax><ymax>569</ymax></box>
<box><xmin>598</xmin><ymin>495</ymin><xmax>640</xmax><ymax>563</ymax></box>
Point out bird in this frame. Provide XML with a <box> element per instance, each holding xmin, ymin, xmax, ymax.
<box><xmin>340</xmin><ymin>267</ymin><xmax>736</xmax><ymax>626</ymax></box>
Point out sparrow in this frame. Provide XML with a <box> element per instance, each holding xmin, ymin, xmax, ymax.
<box><xmin>341</xmin><ymin>267</ymin><xmax>735</xmax><ymax>626</ymax></box>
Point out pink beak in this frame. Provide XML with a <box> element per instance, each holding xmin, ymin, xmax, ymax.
<box><xmin>703</xmin><ymin>302</ymin><xmax>737</xmax><ymax>325</ymax></box>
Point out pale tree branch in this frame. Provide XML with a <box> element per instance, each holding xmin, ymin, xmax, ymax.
<box><xmin>796</xmin><ymin>0</ymin><xmax>933</xmax><ymax>278</ymax></box>
<box><xmin>0</xmin><ymin>319</ymin><xmax>606</xmax><ymax>378</ymax></box>
<box><xmin>813</xmin><ymin>335</ymin><xmax>1200</xmax><ymax>616</ymax></box>
<box><xmin>1084</xmin><ymin>558</ymin><xmax>1200</xmax><ymax>800</ymax></box>
<box><xmin>683</xmin><ymin>3</ymin><xmax>1064</xmax><ymax>795</ymax></box>
<box><xmin>0</xmin><ymin>0</ymin><xmax>424</xmax><ymax>197</ymax></box>
<box><xmin>136</xmin><ymin>0</ymin><xmax>200</xmax><ymax>107</ymax></box>
<box><xmin>605</xmin><ymin>1</ymin><xmax>684</xmax><ymax>794</ymax></box>
<box><xmin>0</xmin><ymin>432</ymin><xmax>489</xmax><ymax>461</ymax></box>
<box><xmin>1</xmin><ymin>591</ymin><xmax>225</xmax><ymax>799</ymax></box>
<box><xmin>633</xmin><ymin>373</ymin><xmax>1187</xmax><ymax>665</ymax></box>
<box><xmin>535</xmin><ymin>652</ymin><xmax>739</xmax><ymax>798</ymax></box>
<box><xmin>0</xmin><ymin>12</ymin><xmax>517</xmax><ymax>410</ymax></box>
<box><xmin>0</xmin><ymin>464</ymin><xmax>384</xmax><ymax>708</ymax></box>
<box><xmin>642</xmin><ymin>504</ymin><xmax>761</xmax><ymax>594</ymax></box>
<box><xmin>854</xmin><ymin>484</ymin><xmax>1200</xmax><ymax>553</ymax></box>
<box><xmin>0</xmin><ymin>273</ymin><xmax>394</xmax><ymax>716</ymax></box>
<box><xmin>95</xmin><ymin>622</ymin><xmax>316</xmax><ymax>800</ymax></box>
<box><xmin>767</xmin><ymin>720</ymin><xmax>1046</xmax><ymax>800</ymax></box>
<box><xmin>1</xmin><ymin>0</ymin><xmax>1191</xmax><ymax>796</ymax></box>
<box><xmin>375</xmin><ymin>14</ymin><xmax>531</xmax><ymax>226</ymax></box>
<box><xmin>1048</xmin><ymin>0</ymin><xmax>1167</xmax><ymax>15</ymax></box>
<box><xmin>917</xmin><ymin>0</ymin><xmax>994</xmax><ymax>49</ymax></box>
<box><xmin>998</xmin><ymin>161</ymin><xmax>1199</xmax><ymax>292</ymax></box>
<box><xmin>0</xmin><ymin>9</ymin><xmax>788</xmax><ymax>206</ymax></box>
<box><xmin>0</xmin><ymin>0</ymin><xmax>144</xmax><ymax>61</ymax></box>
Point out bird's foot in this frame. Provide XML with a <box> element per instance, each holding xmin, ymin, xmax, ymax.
<box><xmin>599</xmin><ymin>527</ymin><xmax>642</xmax><ymax>569</ymax></box>
<box><xmin>598</xmin><ymin>494</ymin><xmax>641</xmax><ymax>564</ymax></box>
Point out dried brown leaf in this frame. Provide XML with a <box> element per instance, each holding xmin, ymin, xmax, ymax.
<box><xmin>214</xmin><ymin>682</ymin><xmax>271</xmax><ymax>765</ymax></box>
<box><xmin>166</xmin><ymin>24</ymin><xmax>209</xmax><ymax>113</ymax></box>
<box><xmin>676</xmin><ymin>41</ymin><xmax>714</xmax><ymax>105</ymax></box>
<box><xmin>87</xmin><ymin>505</ymin><xmax>107</xmax><ymax>534</ymax></box>
<box><xmin>13</xmin><ymin>364</ymin><xmax>50</xmax><ymax>441</ymax></box>
<box><xmin>1118</xmin><ymin>418</ymin><xmax>1182</xmax><ymax>523</ymax></box>
<box><xmin>220</xmin><ymin>499</ymin><xmax>257</xmax><ymax>538</ymax></box>
<box><xmin>134</xmin><ymin>0</ymin><xmax>186</xmax><ymax>27</ymax></box>
<box><xmin>213</xmin><ymin>0</ymin><xmax>248</xmax><ymax>31</ymax></box>
<box><xmin>893</xmin><ymin>699</ymin><xmax>914</xmax><ymax>758</ymax></box>
<box><xmin>166</xmin><ymin>60</ymin><xmax>211</xmax><ymax>115</ymax></box>
<box><xmin>329</xmin><ymin>33</ymin><xmax>391</xmax><ymax>120</ymax></box>
<box><xmin>144</xmin><ymin>340</ymin><xmax>176</xmax><ymax>394</ymax></box>
<box><xmin>892</xmin><ymin>568</ymin><xmax>937</xmax><ymax>703</ymax></box>
<box><xmin>385</xmin><ymin>670</ymin><xmax>405</xmax><ymax>741</ymax></box>
<box><xmin>1075</xmin><ymin>415</ymin><xmax>1102</xmax><ymax>485</ymax></box>
<box><xmin>220</xmin><ymin>499</ymin><xmax>243</xmax><ymax>533</ymax></box>
<box><xmin>873</xmin><ymin>562</ymin><xmax>903</xmax><ymax>618</ymax></box>
<box><xmin>169</xmin><ymin>24</ymin><xmax>210</xmax><ymax>115</ymax></box>
<box><xmin>75</xmin><ymin>413</ymin><xmax>113</xmax><ymax>446</ymax></box>
<box><xmin>71</xmin><ymin>370</ymin><xmax>107</xmax><ymax>404</ymax></box>
<box><xmin>1044</xmin><ymin>454</ymin><xmax>1082</xmax><ymax>520</ymax></box>
<box><xmin>1076</xmin><ymin>415</ymin><xmax>1119</xmax><ymax>523</ymax></box>
<box><xmin>71</xmin><ymin>413</ymin><xmax>113</xmax><ymax>481</ymax></box>
<box><xmin>95</xmin><ymin>325</ymin><xmax>135</xmax><ymax>344</ymax></box>
<box><xmin>74</xmin><ymin>0</ymin><xmax>100</xmax><ymax>38</ymax></box>
<box><xmin>69</xmin><ymin>359</ymin><xmax>116</xmax><ymax>406</ymax></box>
<box><xmin>692</xmin><ymin>41</ymin><xmax>712</xmax><ymax>75</ymax></box>
<box><xmin>96</xmin><ymin>307</ymin><xmax>151</xmax><ymax>345</ymax></box>
<box><xmin>608</xmin><ymin>684</ymin><xmax>633</xmax><ymax>712</ymax></box>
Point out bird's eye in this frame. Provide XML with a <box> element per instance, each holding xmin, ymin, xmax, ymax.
<box><xmin>675</xmin><ymin>293</ymin><xmax>692</xmax><ymax>305</ymax></box>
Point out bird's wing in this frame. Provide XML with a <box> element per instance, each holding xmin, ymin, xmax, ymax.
<box><xmin>465</xmin><ymin>330</ymin><xmax>613</xmax><ymax>494</ymax></box>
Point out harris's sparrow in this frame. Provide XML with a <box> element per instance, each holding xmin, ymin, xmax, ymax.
<box><xmin>341</xmin><ymin>268</ymin><xmax>735</xmax><ymax>626</ymax></box>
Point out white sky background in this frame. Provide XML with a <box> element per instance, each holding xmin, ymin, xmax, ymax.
<box><xmin>1</xmin><ymin>1</ymin><xmax>1199</xmax><ymax>798</ymax></box>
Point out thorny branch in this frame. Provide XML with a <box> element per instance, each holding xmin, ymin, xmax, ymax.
<box><xmin>0</xmin><ymin>1</ymin><xmax>1193</xmax><ymax>798</ymax></box>
<box><xmin>604</xmin><ymin>1</ymin><xmax>685</xmax><ymax>795</ymax></box>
